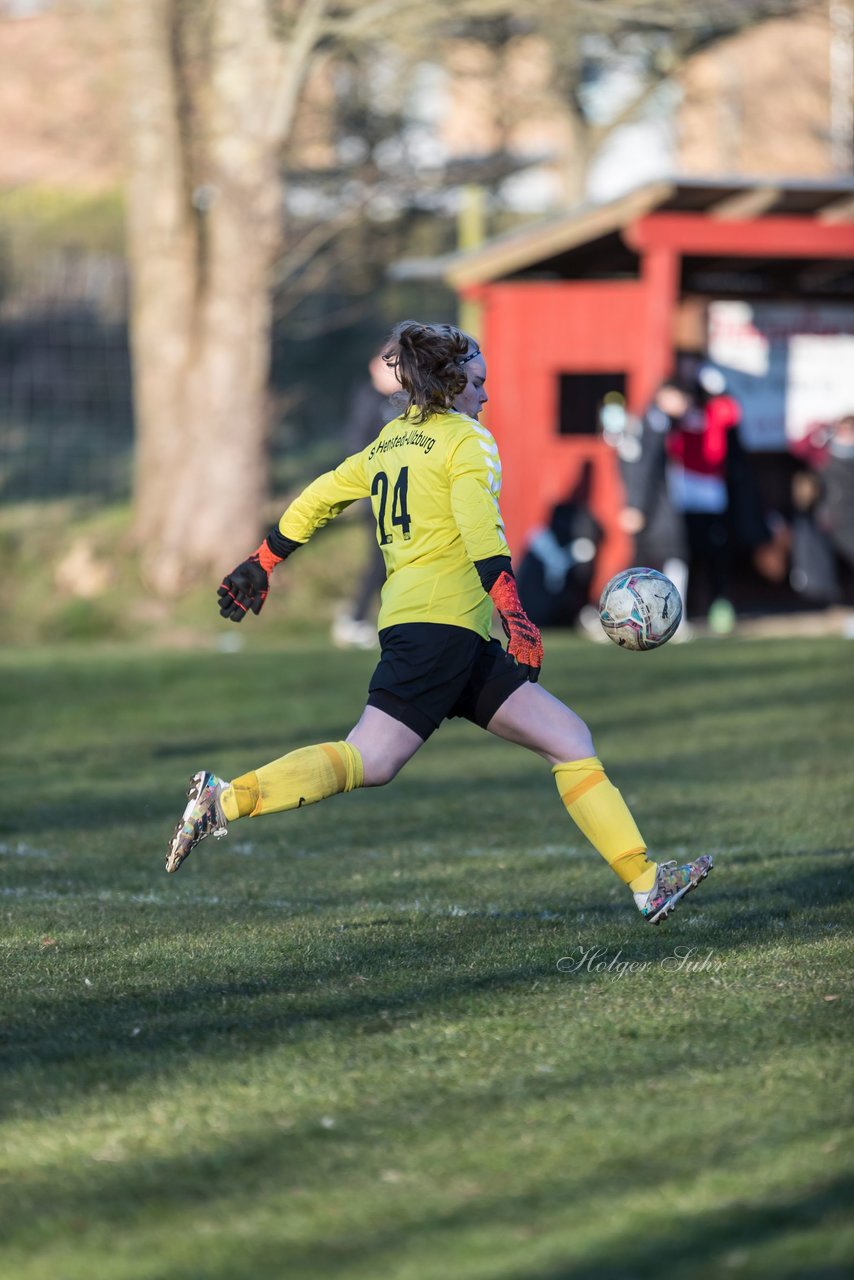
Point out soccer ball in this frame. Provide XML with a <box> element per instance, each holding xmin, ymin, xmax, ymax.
<box><xmin>598</xmin><ymin>567</ymin><xmax>682</xmax><ymax>651</ymax></box>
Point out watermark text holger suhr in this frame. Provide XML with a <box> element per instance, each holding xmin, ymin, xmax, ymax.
<box><xmin>557</xmin><ymin>946</ymin><xmax>724</xmax><ymax>977</ymax></box>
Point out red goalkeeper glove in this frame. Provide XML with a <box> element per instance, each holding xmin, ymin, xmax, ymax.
<box><xmin>488</xmin><ymin>570</ymin><xmax>543</xmax><ymax>681</ymax></box>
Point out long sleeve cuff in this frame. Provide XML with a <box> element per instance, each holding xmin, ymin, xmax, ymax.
<box><xmin>266</xmin><ymin>524</ymin><xmax>304</xmax><ymax>561</ymax></box>
<box><xmin>474</xmin><ymin>554</ymin><xmax>513</xmax><ymax>595</ymax></box>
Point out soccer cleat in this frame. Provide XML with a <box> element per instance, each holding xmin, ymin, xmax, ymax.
<box><xmin>634</xmin><ymin>855</ymin><xmax>713</xmax><ymax>925</ymax></box>
<box><xmin>165</xmin><ymin>770</ymin><xmax>228</xmax><ymax>874</ymax></box>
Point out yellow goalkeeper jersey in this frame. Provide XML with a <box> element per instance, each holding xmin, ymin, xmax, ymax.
<box><xmin>277</xmin><ymin>409</ymin><xmax>510</xmax><ymax>637</ymax></box>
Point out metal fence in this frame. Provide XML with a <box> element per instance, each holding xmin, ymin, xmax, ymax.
<box><xmin>0</xmin><ymin>240</ymin><xmax>134</xmax><ymax>504</ymax></box>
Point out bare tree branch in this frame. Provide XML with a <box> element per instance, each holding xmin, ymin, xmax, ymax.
<box><xmin>273</xmin><ymin>201</ymin><xmax>368</xmax><ymax>284</ymax></box>
<box><xmin>266</xmin><ymin>0</ymin><xmax>330</xmax><ymax>145</ymax></box>
<box><xmin>323</xmin><ymin>0</ymin><xmax>422</xmax><ymax>38</ymax></box>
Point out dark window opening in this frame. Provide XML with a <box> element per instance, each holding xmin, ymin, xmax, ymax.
<box><xmin>558</xmin><ymin>372</ymin><xmax>626</xmax><ymax>436</ymax></box>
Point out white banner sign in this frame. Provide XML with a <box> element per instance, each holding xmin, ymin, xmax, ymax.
<box><xmin>707</xmin><ymin>301</ymin><xmax>854</xmax><ymax>449</ymax></box>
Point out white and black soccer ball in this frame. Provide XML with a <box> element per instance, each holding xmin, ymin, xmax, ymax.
<box><xmin>598</xmin><ymin>567</ymin><xmax>682</xmax><ymax>651</ymax></box>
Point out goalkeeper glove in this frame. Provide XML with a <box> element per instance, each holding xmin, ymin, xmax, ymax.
<box><xmin>488</xmin><ymin>569</ymin><xmax>543</xmax><ymax>681</ymax></box>
<box><xmin>217</xmin><ymin>527</ymin><xmax>298</xmax><ymax>622</ymax></box>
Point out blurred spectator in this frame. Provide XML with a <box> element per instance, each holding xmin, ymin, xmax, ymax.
<box><xmin>820</xmin><ymin>415</ymin><xmax>854</xmax><ymax>570</ymax></box>
<box><xmin>664</xmin><ymin>365</ymin><xmax>742</xmax><ymax>635</ymax></box>
<box><xmin>789</xmin><ymin>413</ymin><xmax>854</xmax><ymax>605</ymax></box>
<box><xmin>618</xmin><ymin>367</ymin><xmax>775</xmax><ymax>634</ymax></box>
<box><xmin>617</xmin><ymin>379</ymin><xmax>692</xmax><ymax>637</ymax></box>
<box><xmin>517</xmin><ymin>461</ymin><xmax>602</xmax><ymax>628</ymax></box>
<box><xmin>331</xmin><ymin>351</ymin><xmax>400</xmax><ymax>649</ymax></box>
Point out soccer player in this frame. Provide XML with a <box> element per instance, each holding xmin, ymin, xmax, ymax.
<box><xmin>166</xmin><ymin>321</ymin><xmax>712</xmax><ymax>924</ymax></box>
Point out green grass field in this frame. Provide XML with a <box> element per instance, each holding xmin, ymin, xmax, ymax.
<box><xmin>2</xmin><ymin>633</ymin><xmax>852</xmax><ymax>1280</ymax></box>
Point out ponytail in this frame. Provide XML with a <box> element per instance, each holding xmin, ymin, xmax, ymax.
<box><xmin>381</xmin><ymin>321</ymin><xmax>478</xmax><ymax>424</ymax></box>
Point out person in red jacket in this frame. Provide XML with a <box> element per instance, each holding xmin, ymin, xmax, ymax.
<box><xmin>665</xmin><ymin>366</ymin><xmax>741</xmax><ymax>634</ymax></box>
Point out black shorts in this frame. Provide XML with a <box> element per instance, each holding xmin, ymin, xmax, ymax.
<box><xmin>367</xmin><ymin>622</ymin><xmax>528</xmax><ymax>740</ymax></box>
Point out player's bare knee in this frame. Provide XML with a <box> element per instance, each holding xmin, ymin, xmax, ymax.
<box><xmin>576</xmin><ymin>719</ymin><xmax>595</xmax><ymax>758</ymax></box>
<box><xmin>546</xmin><ymin>718</ymin><xmax>594</xmax><ymax>766</ymax></box>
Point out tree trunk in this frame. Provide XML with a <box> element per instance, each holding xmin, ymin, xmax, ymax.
<box><xmin>562</xmin><ymin>106</ymin><xmax>594</xmax><ymax>207</ymax></box>
<box><xmin>124</xmin><ymin>0</ymin><xmax>285</xmax><ymax>595</ymax></box>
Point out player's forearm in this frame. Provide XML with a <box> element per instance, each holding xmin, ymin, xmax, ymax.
<box><xmin>264</xmin><ymin>524</ymin><xmax>303</xmax><ymax>563</ymax></box>
<box><xmin>218</xmin><ymin>479</ymin><xmax>343</xmax><ymax>622</ymax></box>
<box><xmin>473</xmin><ymin>553</ymin><xmax>512</xmax><ymax>594</ymax></box>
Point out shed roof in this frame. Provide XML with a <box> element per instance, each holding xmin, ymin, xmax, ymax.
<box><xmin>393</xmin><ymin>175</ymin><xmax>854</xmax><ymax>289</ymax></box>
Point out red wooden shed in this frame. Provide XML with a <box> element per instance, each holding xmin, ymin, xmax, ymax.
<box><xmin>407</xmin><ymin>176</ymin><xmax>854</xmax><ymax>594</ymax></box>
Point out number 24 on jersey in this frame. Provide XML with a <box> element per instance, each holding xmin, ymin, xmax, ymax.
<box><xmin>372</xmin><ymin>466</ymin><xmax>412</xmax><ymax>544</ymax></box>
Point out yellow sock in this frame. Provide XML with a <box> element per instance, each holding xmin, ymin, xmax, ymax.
<box><xmin>553</xmin><ymin>756</ymin><xmax>656</xmax><ymax>891</ymax></box>
<box><xmin>220</xmin><ymin>741</ymin><xmax>364</xmax><ymax>821</ymax></box>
